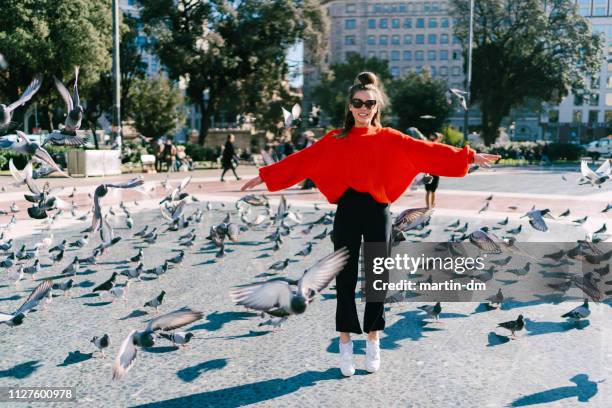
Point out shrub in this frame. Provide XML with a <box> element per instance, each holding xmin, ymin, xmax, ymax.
<box><xmin>442</xmin><ymin>126</ymin><xmax>465</xmax><ymax>147</ymax></box>
<box><xmin>185</xmin><ymin>144</ymin><xmax>219</xmax><ymax>161</ymax></box>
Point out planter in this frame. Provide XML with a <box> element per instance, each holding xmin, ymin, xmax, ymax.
<box><xmin>67</xmin><ymin>150</ymin><xmax>122</xmax><ymax>177</ymax></box>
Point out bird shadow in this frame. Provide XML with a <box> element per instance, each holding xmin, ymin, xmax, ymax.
<box><xmin>57</xmin><ymin>351</ymin><xmax>94</xmax><ymax>367</ymax></box>
<box><xmin>525</xmin><ymin>318</ymin><xmax>590</xmax><ymax>337</ymax></box>
<box><xmin>118</xmin><ymin>309</ymin><xmax>148</xmax><ymax>320</ymax></box>
<box><xmin>176</xmin><ymin>358</ymin><xmax>228</xmax><ymax>382</ymax></box>
<box><xmin>77</xmin><ymin>293</ymin><xmax>99</xmax><ymax>299</ymax></box>
<box><xmin>0</xmin><ymin>294</ymin><xmax>21</xmax><ymax>302</ymax></box>
<box><xmin>192</xmin><ymin>260</ymin><xmax>217</xmax><ymax>266</ymax></box>
<box><xmin>486</xmin><ymin>332</ymin><xmax>511</xmax><ymax>347</ymax></box>
<box><xmin>0</xmin><ymin>360</ymin><xmax>42</xmax><ymax>379</ymax></box>
<box><xmin>77</xmin><ymin>269</ymin><xmax>96</xmax><ymax>276</ymax></box>
<box><xmin>141</xmin><ymin>276</ymin><xmax>159</xmax><ymax>281</ymax></box>
<box><xmin>471</xmin><ymin>303</ymin><xmax>497</xmax><ymax>314</ymax></box>
<box><xmin>83</xmin><ymin>301</ymin><xmax>113</xmax><ymax>307</ymax></box>
<box><xmin>131</xmin><ymin>368</ymin><xmax>341</xmax><ymax>408</ymax></box>
<box><xmin>509</xmin><ymin>374</ymin><xmax>600</xmax><ymax>406</ymax></box>
<box><xmin>254</xmin><ymin>253</ymin><xmax>271</xmax><ymax>259</ymax></box>
<box><xmin>143</xmin><ymin>346</ymin><xmax>179</xmax><ymax>354</ymax></box>
<box><xmin>77</xmin><ymin>280</ymin><xmax>95</xmax><ymax>288</ymax></box>
<box><xmin>187</xmin><ymin>311</ymin><xmax>259</xmax><ymax>332</ymax></box>
<box><xmin>438</xmin><ymin>312</ymin><xmax>468</xmax><ymax>319</ymax></box>
<box><xmin>220</xmin><ymin>330</ymin><xmax>273</xmax><ymax>339</ymax></box>
<box><xmin>225</xmin><ymin>241</ymin><xmax>266</xmax><ymax>247</ymax></box>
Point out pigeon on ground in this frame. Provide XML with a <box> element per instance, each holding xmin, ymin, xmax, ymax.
<box><xmin>497</xmin><ymin>315</ymin><xmax>524</xmax><ymax>337</ymax></box>
<box><xmin>417</xmin><ymin>302</ymin><xmax>442</xmax><ymax>321</ymax></box>
<box><xmin>486</xmin><ymin>288</ymin><xmax>504</xmax><ymax>307</ymax></box>
<box><xmin>92</xmin><ymin>272</ymin><xmax>118</xmax><ymax>293</ymax></box>
<box><xmin>561</xmin><ymin>299</ymin><xmax>590</xmax><ymax>321</ymax></box>
<box><xmin>91</xmin><ymin>334</ymin><xmax>110</xmax><ymax>358</ymax></box>
<box><xmin>144</xmin><ymin>290</ymin><xmax>166</xmax><ymax>314</ymax></box>
<box><xmin>52</xmin><ymin>279</ymin><xmax>74</xmax><ymax>297</ymax></box>
<box><xmin>158</xmin><ymin>331</ymin><xmax>194</xmax><ymax>347</ymax></box>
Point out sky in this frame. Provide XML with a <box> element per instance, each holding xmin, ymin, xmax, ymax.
<box><xmin>287</xmin><ymin>41</ymin><xmax>304</xmax><ymax>88</ymax></box>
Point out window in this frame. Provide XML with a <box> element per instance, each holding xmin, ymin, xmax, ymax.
<box><xmin>452</xmin><ymin>50</ymin><xmax>462</xmax><ymax>60</ymax></box>
<box><xmin>399</xmin><ymin>4</ymin><xmax>407</xmax><ymax>12</ymax></box>
<box><xmin>417</xmin><ymin>18</ymin><xmax>425</xmax><ymax>28</ymax></box>
<box><xmin>403</xmin><ymin>67</ymin><xmax>412</xmax><ymax>75</ymax></box>
<box><xmin>440</xmin><ymin>50</ymin><xmax>448</xmax><ymax>60</ymax></box>
<box><xmin>574</xmin><ymin>94</ymin><xmax>584</xmax><ymax>105</ymax></box>
<box><xmin>424</xmin><ymin>2</ymin><xmax>430</xmax><ymax>12</ymax></box>
<box><xmin>428</xmin><ymin>34</ymin><xmax>437</xmax><ymax>44</ymax></box>
<box><xmin>367</xmin><ymin>35</ymin><xmax>376</xmax><ymax>45</ymax></box>
<box><xmin>345</xmin><ymin>19</ymin><xmax>356</xmax><ymax>29</ymax></box>
<box><xmin>431</xmin><ymin>2</ymin><xmax>440</xmax><ymax>11</ymax></box>
<box><xmin>345</xmin><ymin>36</ymin><xmax>356</xmax><ymax>45</ymax></box>
<box><xmin>379</xmin><ymin>35</ymin><xmax>388</xmax><ymax>45</ymax></box>
<box><xmin>392</xmin><ymin>19</ymin><xmax>400</xmax><ymax>29</ymax></box>
<box><xmin>451</xmin><ymin>66</ymin><xmax>461</xmax><ymax>76</ymax></box>
<box><xmin>578</xmin><ymin>0</ymin><xmax>591</xmax><ymax>16</ymax></box>
<box><xmin>548</xmin><ymin>110</ymin><xmax>559</xmax><ymax>123</ymax></box>
<box><xmin>391</xmin><ymin>67</ymin><xmax>400</xmax><ymax>77</ymax></box>
<box><xmin>403</xmin><ymin>50</ymin><xmax>412</xmax><ymax>61</ymax></box>
<box><xmin>605</xmin><ymin>110</ymin><xmax>612</xmax><ymax>123</ymax></box>
<box><xmin>453</xmin><ymin>36</ymin><xmax>461</xmax><ymax>44</ymax></box>
<box><xmin>345</xmin><ymin>51</ymin><xmax>358</xmax><ymax>60</ymax></box>
<box><xmin>430</xmin><ymin>66</ymin><xmax>437</xmax><ymax>76</ymax></box>
<box><xmin>380</xmin><ymin>19</ymin><xmax>388</xmax><ymax>29</ymax></box>
<box><xmin>416</xmin><ymin>34</ymin><xmax>425</xmax><ymax>44</ymax></box>
<box><xmin>590</xmin><ymin>93</ymin><xmax>600</xmax><ymax>106</ymax></box>
<box><xmin>368</xmin><ymin>51</ymin><xmax>376</xmax><ymax>59</ymax></box>
<box><xmin>368</xmin><ymin>19</ymin><xmax>376</xmax><ymax>29</ymax></box>
<box><xmin>440</xmin><ymin>34</ymin><xmax>449</xmax><ymax>44</ymax></box>
<box><xmin>404</xmin><ymin>34</ymin><xmax>412</xmax><ymax>44</ymax></box>
<box><xmin>588</xmin><ymin>110</ymin><xmax>599</xmax><ymax>123</ymax></box>
<box><xmin>346</xmin><ymin>3</ymin><xmax>356</xmax><ymax>13</ymax></box>
<box><xmin>428</xmin><ymin>50</ymin><xmax>436</xmax><ymax>60</ymax></box>
<box><xmin>606</xmin><ymin>93</ymin><xmax>612</xmax><ymax>106</ymax></box>
<box><xmin>440</xmin><ymin>66</ymin><xmax>448</xmax><ymax>76</ymax></box>
<box><xmin>403</xmin><ymin>18</ymin><xmax>412</xmax><ymax>28</ymax></box>
<box><xmin>379</xmin><ymin>51</ymin><xmax>388</xmax><ymax>60</ymax></box>
<box><xmin>391</xmin><ymin>50</ymin><xmax>400</xmax><ymax>61</ymax></box>
<box><xmin>416</xmin><ymin>51</ymin><xmax>424</xmax><ymax>61</ymax></box>
<box><xmin>593</xmin><ymin>0</ymin><xmax>606</xmax><ymax>16</ymax></box>
<box><xmin>441</xmin><ymin>18</ymin><xmax>449</xmax><ymax>28</ymax></box>
<box><xmin>416</xmin><ymin>66</ymin><xmax>423</xmax><ymax>74</ymax></box>
<box><xmin>429</xmin><ymin>18</ymin><xmax>438</xmax><ymax>28</ymax></box>
<box><xmin>374</xmin><ymin>3</ymin><xmax>383</xmax><ymax>13</ymax></box>
<box><xmin>573</xmin><ymin>110</ymin><xmax>583</xmax><ymax>122</ymax></box>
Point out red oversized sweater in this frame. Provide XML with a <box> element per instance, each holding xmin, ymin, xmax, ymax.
<box><xmin>259</xmin><ymin>126</ymin><xmax>475</xmax><ymax>204</ymax></box>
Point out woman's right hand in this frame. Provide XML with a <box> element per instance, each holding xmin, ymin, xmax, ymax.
<box><xmin>241</xmin><ymin>176</ymin><xmax>263</xmax><ymax>191</ymax></box>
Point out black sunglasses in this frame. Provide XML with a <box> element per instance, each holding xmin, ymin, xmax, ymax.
<box><xmin>350</xmin><ymin>98</ymin><xmax>377</xmax><ymax>109</ymax></box>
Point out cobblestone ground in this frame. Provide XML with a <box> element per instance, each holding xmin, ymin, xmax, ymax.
<box><xmin>0</xmin><ymin>166</ymin><xmax>609</xmax><ymax>407</ymax></box>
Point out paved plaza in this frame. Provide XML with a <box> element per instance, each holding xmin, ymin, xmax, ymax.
<box><xmin>0</xmin><ymin>165</ymin><xmax>610</xmax><ymax>407</ymax></box>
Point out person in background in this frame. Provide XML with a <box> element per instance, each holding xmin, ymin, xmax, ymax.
<box><xmin>424</xmin><ymin>132</ymin><xmax>444</xmax><ymax>209</ymax></box>
<box><xmin>155</xmin><ymin>139</ymin><xmax>165</xmax><ymax>172</ymax></box>
<box><xmin>164</xmin><ymin>138</ymin><xmax>177</xmax><ymax>172</ymax></box>
<box><xmin>220</xmin><ymin>134</ymin><xmax>241</xmax><ymax>181</ymax></box>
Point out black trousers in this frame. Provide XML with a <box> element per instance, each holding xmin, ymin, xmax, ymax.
<box><xmin>333</xmin><ymin>188</ymin><xmax>391</xmax><ymax>334</ymax></box>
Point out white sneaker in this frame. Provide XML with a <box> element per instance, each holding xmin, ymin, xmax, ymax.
<box><xmin>339</xmin><ymin>340</ymin><xmax>355</xmax><ymax>377</ymax></box>
<box><xmin>365</xmin><ymin>339</ymin><xmax>381</xmax><ymax>373</ymax></box>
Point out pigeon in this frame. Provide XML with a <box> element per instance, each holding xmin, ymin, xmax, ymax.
<box><xmin>561</xmin><ymin>299</ymin><xmax>590</xmax><ymax>321</ymax></box>
<box><xmin>497</xmin><ymin>217</ymin><xmax>509</xmax><ymax>226</ymax></box>
<box><xmin>573</xmin><ymin>216</ymin><xmax>588</xmax><ymax>224</ymax></box>
<box><xmin>51</xmin><ymin>249</ymin><xmax>64</xmax><ymax>263</ymax></box>
<box><xmin>121</xmin><ymin>262</ymin><xmax>143</xmax><ymax>280</ymax></box>
<box><xmin>52</xmin><ymin>278</ymin><xmax>74</xmax><ymax>296</ymax></box>
<box><xmin>61</xmin><ymin>256</ymin><xmax>80</xmax><ymax>275</ymax></box>
<box><xmin>490</xmin><ymin>256</ymin><xmax>512</xmax><ymax>266</ymax></box>
<box><xmin>7</xmin><ymin>265</ymin><xmax>24</xmax><ymax>286</ymax></box>
<box><xmin>393</xmin><ymin>207</ymin><xmax>433</xmax><ymax>240</ymax></box>
<box><xmin>0</xmin><ymin>131</ymin><xmax>69</xmax><ymax>176</ymax></box>
<box><xmin>130</xmin><ymin>249</ymin><xmax>143</xmax><ymax>263</ymax></box>
<box><xmin>486</xmin><ymin>288</ymin><xmax>504</xmax><ymax>307</ymax></box>
<box><xmin>144</xmin><ymin>290</ymin><xmax>166</xmax><ymax>314</ymax></box>
<box><xmin>282</xmin><ymin>103</ymin><xmax>301</xmax><ymax>129</ymax></box>
<box><xmin>134</xmin><ymin>226</ymin><xmax>148</xmax><ymax>237</ymax></box>
<box><xmin>497</xmin><ymin>315</ymin><xmax>524</xmax><ymax>337</ymax></box>
<box><xmin>229</xmin><ymin>248</ymin><xmax>349</xmax><ymax>327</ymax></box>
<box><xmin>0</xmin><ymin>279</ymin><xmax>53</xmax><ymax>326</ymax></box>
<box><xmin>49</xmin><ymin>240</ymin><xmax>67</xmax><ymax>252</ymax></box>
<box><xmin>91</xmin><ymin>178</ymin><xmax>144</xmax><ymax>233</ymax></box>
<box><xmin>506</xmin><ymin>225</ymin><xmax>522</xmax><ymax>235</ymax></box>
<box><xmin>269</xmin><ymin>258</ymin><xmax>291</xmax><ymax>271</ymax></box>
<box><xmin>91</xmin><ymin>334</ymin><xmax>110</xmax><ymax>358</ymax></box>
<box><xmin>0</xmin><ymin>76</ymin><xmax>42</xmax><ymax>133</ymax></box>
<box><xmin>112</xmin><ymin>309</ymin><xmax>203</xmax><ymax>380</ymax></box>
<box><xmin>92</xmin><ymin>272</ymin><xmax>118</xmax><ymax>293</ymax></box>
<box><xmin>51</xmin><ymin>66</ymin><xmax>84</xmax><ymax>138</ymax></box>
<box><xmin>239</xmin><ymin>194</ymin><xmax>268</xmax><ymax>206</ymax></box>
<box><xmin>559</xmin><ymin>209</ymin><xmax>571</xmax><ymax>217</ymax></box>
<box><xmin>295</xmin><ymin>243</ymin><xmax>313</xmax><ymax>257</ymax></box>
<box><xmin>146</xmin><ymin>261</ymin><xmax>168</xmax><ymax>278</ymax></box>
<box><xmin>602</xmin><ymin>203</ymin><xmax>612</xmax><ymax>213</ymax></box>
<box><xmin>469</xmin><ymin>229</ymin><xmax>502</xmax><ymax>254</ymax></box>
<box><xmin>110</xmin><ymin>281</ymin><xmax>130</xmax><ymax>303</ymax></box>
<box><xmin>448</xmin><ymin>88</ymin><xmax>468</xmax><ymax>110</ymax></box>
<box><xmin>593</xmin><ymin>224</ymin><xmax>607</xmax><ymax>235</ymax></box>
<box><xmin>0</xmin><ymin>239</ymin><xmax>13</xmax><ymax>251</ymax></box>
<box><xmin>69</xmin><ymin>235</ymin><xmax>88</xmax><ymax>248</ymax></box>
<box><xmin>167</xmin><ymin>250</ymin><xmax>185</xmax><ymax>265</ymax></box>
<box><xmin>23</xmin><ymin>260</ymin><xmax>41</xmax><ymax>279</ymax></box>
<box><xmin>579</xmin><ymin>160</ymin><xmax>610</xmax><ymax>187</ymax></box>
<box><xmin>417</xmin><ymin>302</ymin><xmax>442</xmax><ymax>321</ymax></box>
<box><xmin>521</xmin><ymin>208</ymin><xmax>553</xmax><ymax>232</ymax></box>
<box><xmin>478</xmin><ymin>202</ymin><xmax>489</xmax><ymax>213</ymax></box>
<box><xmin>158</xmin><ymin>331</ymin><xmax>194</xmax><ymax>347</ymax></box>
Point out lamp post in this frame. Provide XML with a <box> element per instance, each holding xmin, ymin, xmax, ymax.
<box><xmin>111</xmin><ymin>0</ymin><xmax>122</xmax><ymax>150</ymax></box>
<box><xmin>463</xmin><ymin>0</ymin><xmax>474</xmax><ymax>136</ymax></box>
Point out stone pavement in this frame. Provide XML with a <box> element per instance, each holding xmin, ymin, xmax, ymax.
<box><xmin>0</xmin><ymin>165</ymin><xmax>609</xmax><ymax>407</ymax></box>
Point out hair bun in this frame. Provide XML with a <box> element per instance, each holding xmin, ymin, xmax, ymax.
<box><xmin>355</xmin><ymin>71</ymin><xmax>378</xmax><ymax>87</ymax></box>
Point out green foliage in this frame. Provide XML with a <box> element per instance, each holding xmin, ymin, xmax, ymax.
<box><xmin>473</xmin><ymin>141</ymin><xmax>585</xmax><ymax>162</ymax></box>
<box><xmin>139</xmin><ymin>0</ymin><xmax>327</xmax><ymax>144</ymax></box>
<box><xmin>442</xmin><ymin>126</ymin><xmax>465</xmax><ymax>146</ymax></box>
<box><xmin>121</xmin><ymin>141</ymin><xmax>152</xmax><ymax>164</ymax></box>
<box><xmin>312</xmin><ymin>54</ymin><xmax>392</xmax><ymax>128</ymax></box>
<box><xmin>389</xmin><ymin>71</ymin><xmax>452</xmax><ymax>136</ymax></box>
<box><xmin>451</xmin><ymin>0</ymin><xmax>603</xmax><ymax>145</ymax></box>
<box><xmin>128</xmin><ymin>75</ymin><xmax>185</xmax><ymax>139</ymax></box>
<box><xmin>0</xmin><ymin>0</ymin><xmax>112</xmax><ymax>131</ymax></box>
<box><xmin>184</xmin><ymin>144</ymin><xmax>219</xmax><ymax>162</ymax></box>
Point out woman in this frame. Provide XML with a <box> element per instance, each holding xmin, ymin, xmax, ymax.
<box><xmin>164</xmin><ymin>138</ymin><xmax>177</xmax><ymax>172</ymax></box>
<box><xmin>424</xmin><ymin>132</ymin><xmax>444</xmax><ymax>209</ymax></box>
<box><xmin>241</xmin><ymin>72</ymin><xmax>499</xmax><ymax>377</ymax></box>
<box><xmin>220</xmin><ymin>134</ymin><xmax>241</xmax><ymax>181</ymax></box>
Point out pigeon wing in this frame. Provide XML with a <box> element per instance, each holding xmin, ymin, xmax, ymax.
<box><xmin>595</xmin><ymin>159</ymin><xmax>610</xmax><ymax>177</ymax></box>
<box><xmin>15</xmin><ymin>279</ymin><xmax>52</xmax><ymax>315</ymax></box>
<box><xmin>112</xmin><ymin>330</ymin><xmax>137</xmax><ymax>380</ymax></box>
<box><xmin>145</xmin><ymin>309</ymin><xmax>203</xmax><ymax>332</ymax></box>
<box><xmin>54</xmin><ymin>76</ymin><xmax>73</xmax><ymax>112</ymax></box>
<box><xmin>291</xmin><ymin>103</ymin><xmax>301</xmax><ymax>121</ymax></box>
<box><xmin>229</xmin><ymin>281</ymin><xmax>292</xmax><ymax>311</ymax></box>
<box><xmin>297</xmin><ymin>247</ymin><xmax>350</xmax><ymax>298</ymax></box>
<box><xmin>7</xmin><ymin>76</ymin><xmax>42</xmax><ymax>111</ymax></box>
<box><xmin>581</xmin><ymin>160</ymin><xmax>599</xmax><ymax>181</ymax></box>
<box><xmin>106</xmin><ymin>177</ymin><xmax>145</xmax><ymax>189</ymax></box>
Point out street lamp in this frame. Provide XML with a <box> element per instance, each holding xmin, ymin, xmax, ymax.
<box><xmin>111</xmin><ymin>0</ymin><xmax>122</xmax><ymax>150</ymax></box>
<box><xmin>463</xmin><ymin>0</ymin><xmax>474</xmax><ymax>136</ymax></box>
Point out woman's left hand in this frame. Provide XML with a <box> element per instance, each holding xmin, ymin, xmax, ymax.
<box><xmin>474</xmin><ymin>153</ymin><xmax>501</xmax><ymax>168</ymax></box>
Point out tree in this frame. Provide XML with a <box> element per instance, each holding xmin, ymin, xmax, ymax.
<box><xmin>451</xmin><ymin>0</ymin><xmax>603</xmax><ymax>145</ymax></box>
<box><xmin>139</xmin><ymin>0</ymin><xmax>326</xmax><ymax>145</ymax></box>
<box><xmin>312</xmin><ymin>54</ymin><xmax>392</xmax><ymax>128</ymax></box>
<box><xmin>120</xmin><ymin>13</ymin><xmax>148</xmax><ymax>117</ymax></box>
<box><xmin>128</xmin><ymin>75</ymin><xmax>185</xmax><ymax>138</ymax></box>
<box><xmin>389</xmin><ymin>71</ymin><xmax>452</xmax><ymax>136</ymax></box>
<box><xmin>0</xmin><ymin>0</ymin><xmax>112</xmax><ymax>131</ymax></box>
